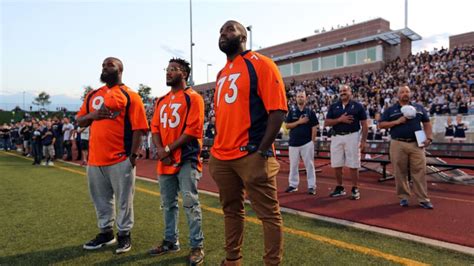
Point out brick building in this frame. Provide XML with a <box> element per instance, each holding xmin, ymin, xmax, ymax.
<box><xmin>194</xmin><ymin>18</ymin><xmax>421</xmax><ymax>92</ymax></box>
<box><xmin>449</xmin><ymin>32</ymin><xmax>474</xmax><ymax>49</ymax></box>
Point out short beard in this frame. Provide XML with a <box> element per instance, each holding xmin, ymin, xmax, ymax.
<box><xmin>166</xmin><ymin>76</ymin><xmax>181</xmax><ymax>87</ymax></box>
<box><xmin>219</xmin><ymin>36</ymin><xmax>242</xmax><ymax>55</ymax></box>
<box><xmin>100</xmin><ymin>71</ymin><xmax>119</xmax><ymax>85</ymax></box>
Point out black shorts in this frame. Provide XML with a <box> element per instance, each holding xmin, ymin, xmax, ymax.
<box><xmin>81</xmin><ymin>140</ymin><xmax>89</xmax><ymax>151</ymax></box>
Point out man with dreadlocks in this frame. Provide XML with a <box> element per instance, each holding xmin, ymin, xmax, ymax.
<box><xmin>148</xmin><ymin>58</ymin><xmax>206</xmax><ymax>265</ymax></box>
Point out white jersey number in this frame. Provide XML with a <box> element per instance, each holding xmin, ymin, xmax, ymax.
<box><xmin>160</xmin><ymin>103</ymin><xmax>182</xmax><ymax>129</ymax></box>
<box><xmin>216</xmin><ymin>73</ymin><xmax>241</xmax><ymax>106</ymax></box>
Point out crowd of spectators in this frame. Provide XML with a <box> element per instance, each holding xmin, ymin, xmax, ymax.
<box><xmin>0</xmin><ymin>116</ymin><xmax>90</xmax><ymax>166</ymax></box>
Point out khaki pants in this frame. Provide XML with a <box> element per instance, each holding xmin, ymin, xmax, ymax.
<box><xmin>209</xmin><ymin>152</ymin><xmax>283</xmax><ymax>266</ymax></box>
<box><xmin>389</xmin><ymin>140</ymin><xmax>430</xmax><ymax>202</ymax></box>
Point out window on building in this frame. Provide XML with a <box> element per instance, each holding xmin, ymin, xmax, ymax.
<box><xmin>299</xmin><ymin>60</ymin><xmax>312</xmax><ymax>74</ymax></box>
<box><xmin>293</xmin><ymin>63</ymin><xmax>301</xmax><ymax>75</ymax></box>
<box><xmin>347</xmin><ymin>51</ymin><xmax>356</xmax><ymax>66</ymax></box>
<box><xmin>336</xmin><ymin>54</ymin><xmax>344</xmax><ymax>67</ymax></box>
<box><xmin>312</xmin><ymin>59</ymin><xmax>319</xmax><ymax>71</ymax></box>
<box><xmin>367</xmin><ymin>47</ymin><xmax>376</xmax><ymax>62</ymax></box>
<box><xmin>321</xmin><ymin>55</ymin><xmax>335</xmax><ymax>70</ymax></box>
<box><xmin>356</xmin><ymin>50</ymin><xmax>367</xmax><ymax>65</ymax></box>
<box><xmin>278</xmin><ymin>64</ymin><xmax>291</xmax><ymax>77</ymax></box>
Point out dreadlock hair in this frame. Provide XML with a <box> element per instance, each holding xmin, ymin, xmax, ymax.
<box><xmin>169</xmin><ymin>58</ymin><xmax>191</xmax><ymax>81</ymax></box>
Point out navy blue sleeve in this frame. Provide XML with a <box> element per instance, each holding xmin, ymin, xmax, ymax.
<box><xmin>420</xmin><ymin>106</ymin><xmax>430</xmax><ymax>122</ymax></box>
<box><xmin>310</xmin><ymin>110</ymin><xmax>319</xmax><ymax>127</ymax></box>
<box><xmin>358</xmin><ymin>103</ymin><xmax>367</xmax><ymax>121</ymax></box>
<box><xmin>381</xmin><ymin>108</ymin><xmax>390</xmax><ymax>122</ymax></box>
<box><xmin>326</xmin><ymin>105</ymin><xmax>335</xmax><ymax>119</ymax></box>
<box><xmin>285</xmin><ymin>109</ymin><xmax>294</xmax><ymax>123</ymax></box>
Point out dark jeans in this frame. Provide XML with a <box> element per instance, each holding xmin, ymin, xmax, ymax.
<box><xmin>54</xmin><ymin>136</ymin><xmax>63</xmax><ymax>159</ymax></box>
<box><xmin>32</xmin><ymin>141</ymin><xmax>42</xmax><ymax>164</ymax></box>
<box><xmin>64</xmin><ymin>140</ymin><xmax>72</xmax><ymax>161</ymax></box>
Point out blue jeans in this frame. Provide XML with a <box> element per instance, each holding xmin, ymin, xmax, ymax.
<box><xmin>158</xmin><ymin>161</ymin><xmax>204</xmax><ymax>248</ymax></box>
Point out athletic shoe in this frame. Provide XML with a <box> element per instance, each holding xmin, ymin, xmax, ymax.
<box><xmin>149</xmin><ymin>240</ymin><xmax>181</xmax><ymax>256</ymax></box>
<box><xmin>83</xmin><ymin>231</ymin><xmax>116</xmax><ymax>250</ymax></box>
<box><xmin>419</xmin><ymin>201</ymin><xmax>434</xmax><ymax>209</ymax></box>
<box><xmin>329</xmin><ymin>186</ymin><xmax>346</xmax><ymax>197</ymax></box>
<box><xmin>400</xmin><ymin>199</ymin><xmax>409</xmax><ymax>207</ymax></box>
<box><xmin>116</xmin><ymin>233</ymin><xmax>131</xmax><ymax>254</ymax></box>
<box><xmin>41</xmin><ymin>161</ymin><xmax>46</xmax><ymax>166</ymax></box>
<box><xmin>351</xmin><ymin>187</ymin><xmax>360</xmax><ymax>200</ymax></box>
<box><xmin>308</xmin><ymin>187</ymin><xmax>316</xmax><ymax>195</ymax></box>
<box><xmin>189</xmin><ymin>247</ymin><xmax>205</xmax><ymax>265</ymax></box>
<box><xmin>48</xmin><ymin>161</ymin><xmax>54</xmax><ymax>166</ymax></box>
<box><xmin>285</xmin><ymin>186</ymin><xmax>298</xmax><ymax>193</ymax></box>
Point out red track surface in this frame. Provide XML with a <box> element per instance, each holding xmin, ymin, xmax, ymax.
<box><xmin>133</xmin><ymin>157</ymin><xmax>474</xmax><ymax>248</ymax></box>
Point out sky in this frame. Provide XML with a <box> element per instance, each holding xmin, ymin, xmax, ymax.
<box><xmin>1</xmin><ymin>0</ymin><xmax>473</xmax><ymax>110</ymax></box>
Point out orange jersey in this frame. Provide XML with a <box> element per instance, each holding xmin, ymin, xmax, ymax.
<box><xmin>76</xmin><ymin>84</ymin><xmax>149</xmax><ymax>166</ymax></box>
<box><xmin>211</xmin><ymin>51</ymin><xmax>288</xmax><ymax>160</ymax></box>
<box><xmin>150</xmin><ymin>87</ymin><xmax>205</xmax><ymax>175</ymax></box>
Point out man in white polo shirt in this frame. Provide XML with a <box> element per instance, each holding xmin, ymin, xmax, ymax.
<box><xmin>324</xmin><ymin>85</ymin><xmax>368</xmax><ymax>200</ymax></box>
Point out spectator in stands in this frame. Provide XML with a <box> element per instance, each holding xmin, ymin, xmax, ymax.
<box><xmin>204</xmin><ymin>116</ymin><xmax>216</xmax><ymax>139</ymax></box>
<box><xmin>324</xmin><ymin>85</ymin><xmax>368</xmax><ymax>200</ymax></box>
<box><xmin>284</xmin><ymin>90</ymin><xmax>318</xmax><ymax>195</ymax></box>
<box><xmin>41</xmin><ymin>121</ymin><xmax>55</xmax><ymax>166</ymax></box>
<box><xmin>453</xmin><ymin>114</ymin><xmax>468</xmax><ymax>143</ymax></box>
<box><xmin>379</xmin><ymin>86</ymin><xmax>434</xmax><ymax>209</ymax></box>
<box><xmin>62</xmin><ymin>117</ymin><xmax>74</xmax><ymax>161</ymax></box>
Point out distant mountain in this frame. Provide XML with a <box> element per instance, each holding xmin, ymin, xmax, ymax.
<box><xmin>0</xmin><ymin>92</ymin><xmax>82</xmax><ymax>111</ymax></box>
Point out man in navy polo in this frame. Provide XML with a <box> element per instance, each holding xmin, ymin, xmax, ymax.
<box><xmin>379</xmin><ymin>86</ymin><xmax>434</xmax><ymax>209</ymax></box>
<box><xmin>284</xmin><ymin>90</ymin><xmax>318</xmax><ymax>195</ymax></box>
<box><xmin>324</xmin><ymin>85</ymin><xmax>368</xmax><ymax>200</ymax></box>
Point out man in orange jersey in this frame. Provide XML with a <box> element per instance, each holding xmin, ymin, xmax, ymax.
<box><xmin>76</xmin><ymin>57</ymin><xmax>149</xmax><ymax>254</ymax></box>
<box><xmin>209</xmin><ymin>20</ymin><xmax>288</xmax><ymax>266</ymax></box>
<box><xmin>148</xmin><ymin>58</ymin><xmax>205</xmax><ymax>266</ymax></box>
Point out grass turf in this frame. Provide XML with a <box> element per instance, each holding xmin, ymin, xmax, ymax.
<box><xmin>0</xmin><ymin>151</ymin><xmax>473</xmax><ymax>265</ymax></box>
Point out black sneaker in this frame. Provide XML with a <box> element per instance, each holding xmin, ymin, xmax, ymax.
<box><xmin>285</xmin><ymin>186</ymin><xmax>298</xmax><ymax>193</ymax></box>
<box><xmin>308</xmin><ymin>187</ymin><xmax>316</xmax><ymax>195</ymax></box>
<box><xmin>189</xmin><ymin>247</ymin><xmax>205</xmax><ymax>265</ymax></box>
<box><xmin>351</xmin><ymin>187</ymin><xmax>360</xmax><ymax>200</ymax></box>
<box><xmin>83</xmin><ymin>231</ymin><xmax>116</xmax><ymax>250</ymax></box>
<box><xmin>419</xmin><ymin>201</ymin><xmax>434</xmax><ymax>209</ymax></box>
<box><xmin>116</xmin><ymin>233</ymin><xmax>131</xmax><ymax>254</ymax></box>
<box><xmin>149</xmin><ymin>240</ymin><xmax>181</xmax><ymax>256</ymax></box>
<box><xmin>329</xmin><ymin>186</ymin><xmax>346</xmax><ymax>197</ymax></box>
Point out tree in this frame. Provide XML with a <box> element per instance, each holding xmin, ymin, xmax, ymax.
<box><xmin>138</xmin><ymin>84</ymin><xmax>152</xmax><ymax>103</ymax></box>
<box><xmin>32</xmin><ymin>91</ymin><xmax>51</xmax><ymax>108</ymax></box>
<box><xmin>81</xmin><ymin>85</ymin><xmax>94</xmax><ymax>101</ymax></box>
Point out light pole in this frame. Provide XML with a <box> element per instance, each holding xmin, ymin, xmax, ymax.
<box><xmin>23</xmin><ymin>91</ymin><xmax>25</xmax><ymax>111</ymax></box>
<box><xmin>189</xmin><ymin>0</ymin><xmax>195</xmax><ymax>85</ymax></box>
<box><xmin>206</xmin><ymin>64</ymin><xmax>212</xmax><ymax>83</ymax></box>
<box><xmin>246</xmin><ymin>25</ymin><xmax>253</xmax><ymax>50</ymax></box>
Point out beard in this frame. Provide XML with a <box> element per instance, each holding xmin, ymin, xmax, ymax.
<box><xmin>100</xmin><ymin>71</ymin><xmax>119</xmax><ymax>84</ymax></box>
<box><xmin>166</xmin><ymin>76</ymin><xmax>181</xmax><ymax>87</ymax></box>
<box><xmin>219</xmin><ymin>36</ymin><xmax>242</xmax><ymax>55</ymax></box>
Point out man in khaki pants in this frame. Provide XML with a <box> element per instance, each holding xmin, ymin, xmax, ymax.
<box><xmin>379</xmin><ymin>86</ymin><xmax>434</xmax><ymax>209</ymax></box>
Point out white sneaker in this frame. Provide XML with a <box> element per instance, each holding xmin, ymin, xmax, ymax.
<box><xmin>41</xmin><ymin>162</ymin><xmax>46</xmax><ymax>166</ymax></box>
<box><xmin>48</xmin><ymin>161</ymin><xmax>54</xmax><ymax>166</ymax></box>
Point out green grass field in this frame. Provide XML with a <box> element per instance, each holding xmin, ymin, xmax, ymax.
<box><xmin>1</xmin><ymin>151</ymin><xmax>473</xmax><ymax>265</ymax></box>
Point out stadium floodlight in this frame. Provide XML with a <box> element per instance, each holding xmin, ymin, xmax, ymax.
<box><xmin>246</xmin><ymin>25</ymin><xmax>253</xmax><ymax>50</ymax></box>
<box><xmin>207</xmin><ymin>64</ymin><xmax>212</xmax><ymax>83</ymax></box>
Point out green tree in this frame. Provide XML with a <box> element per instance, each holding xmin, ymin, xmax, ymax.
<box><xmin>32</xmin><ymin>91</ymin><xmax>51</xmax><ymax>108</ymax></box>
<box><xmin>81</xmin><ymin>85</ymin><xmax>94</xmax><ymax>101</ymax></box>
<box><xmin>138</xmin><ymin>84</ymin><xmax>152</xmax><ymax>103</ymax></box>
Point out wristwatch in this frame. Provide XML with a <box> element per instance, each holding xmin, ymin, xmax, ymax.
<box><xmin>164</xmin><ymin>145</ymin><xmax>171</xmax><ymax>153</ymax></box>
<box><xmin>131</xmin><ymin>153</ymin><xmax>139</xmax><ymax>159</ymax></box>
<box><xmin>257</xmin><ymin>150</ymin><xmax>268</xmax><ymax>159</ymax></box>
